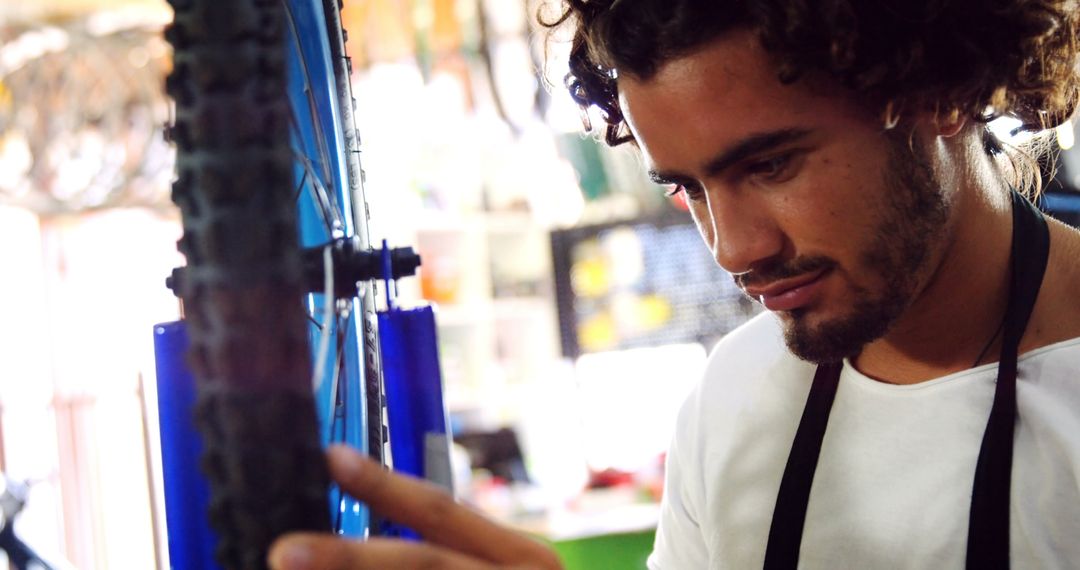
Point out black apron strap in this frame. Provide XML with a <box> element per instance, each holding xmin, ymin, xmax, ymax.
<box><xmin>763</xmin><ymin>189</ymin><xmax>1049</xmax><ymax>570</ymax></box>
<box><xmin>763</xmin><ymin>361</ymin><xmax>842</xmax><ymax>569</ymax></box>
<box><xmin>966</xmin><ymin>189</ymin><xmax>1049</xmax><ymax>569</ymax></box>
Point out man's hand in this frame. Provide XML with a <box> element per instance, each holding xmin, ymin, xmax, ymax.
<box><xmin>267</xmin><ymin>445</ymin><xmax>564</xmax><ymax>570</ymax></box>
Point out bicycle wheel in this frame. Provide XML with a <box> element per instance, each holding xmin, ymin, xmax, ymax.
<box><xmin>164</xmin><ymin>0</ymin><xmax>381</xmax><ymax>567</ymax></box>
<box><xmin>282</xmin><ymin>0</ymin><xmax>384</xmax><ymax>537</ymax></box>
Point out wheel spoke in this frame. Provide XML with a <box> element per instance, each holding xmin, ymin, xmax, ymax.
<box><xmin>283</xmin><ymin>0</ymin><xmax>345</xmax><ymax>224</ymax></box>
<box><xmin>292</xmin><ymin>148</ymin><xmax>344</xmax><ymax>236</ymax></box>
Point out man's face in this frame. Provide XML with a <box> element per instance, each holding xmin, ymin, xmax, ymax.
<box><xmin>618</xmin><ymin>31</ymin><xmax>952</xmax><ymax>363</ymax></box>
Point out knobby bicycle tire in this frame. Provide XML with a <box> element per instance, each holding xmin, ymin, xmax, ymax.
<box><xmin>165</xmin><ymin>1</ymin><xmax>331</xmax><ymax>568</ymax></box>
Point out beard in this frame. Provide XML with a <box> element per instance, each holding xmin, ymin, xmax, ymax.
<box><xmin>738</xmin><ymin>136</ymin><xmax>950</xmax><ymax>363</ymax></box>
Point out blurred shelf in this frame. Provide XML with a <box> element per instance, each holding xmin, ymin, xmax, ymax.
<box><xmin>428</xmin><ymin>297</ymin><xmax>553</xmax><ymax>327</ymax></box>
<box><xmin>431</xmin><ymin>302</ymin><xmax>493</xmax><ymax>327</ymax></box>
<box><xmin>483</xmin><ymin>211</ymin><xmax>545</xmax><ymax>233</ymax></box>
<box><xmin>413</xmin><ymin>209</ymin><xmax>547</xmax><ymax>234</ymax></box>
<box><xmin>492</xmin><ymin>296</ymin><xmax>554</xmax><ymax>319</ymax></box>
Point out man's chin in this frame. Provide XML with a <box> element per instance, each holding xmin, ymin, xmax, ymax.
<box><xmin>779</xmin><ymin>309</ymin><xmax>882</xmax><ymax>364</ymax></box>
<box><xmin>782</xmin><ymin>327</ymin><xmax>856</xmax><ymax>364</ymax></box>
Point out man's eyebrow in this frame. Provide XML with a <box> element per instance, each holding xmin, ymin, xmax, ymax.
<box><xmin>648</xmin><ymin>128</ymin><xmax>814</xmax><ymax>184</ymax></box>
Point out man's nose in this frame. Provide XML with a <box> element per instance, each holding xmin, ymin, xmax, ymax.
<box><xmin>701</xmin><ymin>190</ymin><xmax>784</xmax><ymax>274</ymax></box>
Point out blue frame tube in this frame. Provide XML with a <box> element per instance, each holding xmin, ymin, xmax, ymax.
<box><xmin>153</xmin><ymin>321</ymin><xmax>220</xmax><ymax>570</ymax></box>
<box><xmin>378</xmin><ymin>306</ymin><xmax>453</xmax><ymax>538</ymax></box>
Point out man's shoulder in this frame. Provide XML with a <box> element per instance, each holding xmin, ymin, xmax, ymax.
<box><xmin>671</xmin><ymin>311</ymin><xmax>812</xmax><ymax>464</ymax></box>
<box><xmin>1020</xmin><ymin>336</ymin><xmax>1080</xmax><ymax>395</ymax></box>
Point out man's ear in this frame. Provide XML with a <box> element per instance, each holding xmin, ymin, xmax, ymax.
<box><xmin>933</xmin><ymin>108</ymin><xmax>966</xmax><ymax>138</ymax></box>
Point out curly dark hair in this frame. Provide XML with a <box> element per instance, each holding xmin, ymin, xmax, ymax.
<box><xmin>540</xmin><ymin>0</ymin><xmax>1080</xmax><ymax>147</ymax></box>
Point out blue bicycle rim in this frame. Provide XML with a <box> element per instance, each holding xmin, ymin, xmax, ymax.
<box><xmin>284</xmin><ymin>0</ymin><xmax>369</xmax><ymax>537</ymax></box>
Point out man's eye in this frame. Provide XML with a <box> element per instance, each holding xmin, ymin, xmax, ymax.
<box><xmin>747</xmin><ymin>153</ymin><xmax>798</xmax><ymax>182</ymax></box>
<box><xmin>665</xmin><ymin>184</ymin><xmax>705</xmax><ymax>202</ymax></box>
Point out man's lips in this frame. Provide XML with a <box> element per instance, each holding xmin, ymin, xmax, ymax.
<box><xmin>742</xmin><ymin>268</ymin><xmax>831</xmax><ymax>312</ymax></box>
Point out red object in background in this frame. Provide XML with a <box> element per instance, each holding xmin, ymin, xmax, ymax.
<box><xmin>645</xmin><ymin>453</ymin><xmax>666</xmax><ymax>502</ymax></box>
<box><xmin>587</xmin><ymin>467</ymin><xmax>635</xmax><ymax>489</ymax></box>
<box><xmin>669</xmin><ymin>190</ymin><xmax>690</xmax><ymax>212</ymax></box>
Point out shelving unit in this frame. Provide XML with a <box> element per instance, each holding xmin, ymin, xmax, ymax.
<box><xmin>408</xmin><ymin>210</ymin><xmax>562</xmax><ymax>428</ymax></box>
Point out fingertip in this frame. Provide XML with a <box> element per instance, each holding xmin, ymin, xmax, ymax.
<box><xmin>325</xmin><ymin>443</ymin><xmax>356</xmax><ymax>458</ymax></box>
<box><xmin>267</xmin><ymin>534</ymin><xmax>314</xmax><ymax>570</ymax></box>
<box><xmin>327</xmin><ymin>445</ymin><xmax>370</xmax><ymax>482</ymax></box>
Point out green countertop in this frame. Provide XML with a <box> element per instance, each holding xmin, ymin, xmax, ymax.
<box><xmin>552</xmin><ymin>529</ymin><xmax>655</xmax><ymax>570</ymax></box>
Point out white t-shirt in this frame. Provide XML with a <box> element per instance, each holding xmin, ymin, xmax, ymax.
<box><xmin>648</xmin><ymin>313</ymin><xmax>1080</xmax><ymax>569</ymax></box>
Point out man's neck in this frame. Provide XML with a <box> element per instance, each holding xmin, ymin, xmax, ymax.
<box><xmin>852</xmin><ymin>179</ymin><xmax>1015</xmax><ymax>385</ymax></box>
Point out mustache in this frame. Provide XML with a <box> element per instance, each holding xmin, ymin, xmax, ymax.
<box><xmin>734</xmin><ymin>255</ymin><xmax>836</xmax><ymax>290</ymax></box>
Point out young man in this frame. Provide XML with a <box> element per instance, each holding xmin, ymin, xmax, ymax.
<box><xmin>269</xmin><ymin>1</ymin><xmax>1080</xmax><ymax>568</ymax></box>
